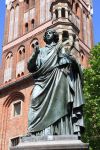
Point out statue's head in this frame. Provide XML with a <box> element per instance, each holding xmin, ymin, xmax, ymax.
<box><xmin>43</xmin><ymin>29</ymin><xmax>59</xmax><ymax>44</ymax></box>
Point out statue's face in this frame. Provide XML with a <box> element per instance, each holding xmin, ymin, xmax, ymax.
<box><xmin>45</xmin><ymin>30</ymin><xmax>54</xmax><ymax>42</ymax></box>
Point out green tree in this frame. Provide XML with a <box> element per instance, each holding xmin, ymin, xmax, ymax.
<box><xmin>83</xmin><ymin>43</ymin><xmax>100</xmax><ymax>150</ymax></box>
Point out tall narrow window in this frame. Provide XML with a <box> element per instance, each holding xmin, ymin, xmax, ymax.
<box><xmin>62</xmin><ymin>31</ymin><xmax>69</xmax><ymax>42</ymax></box>
<box><xmin>30</xmin><ymin>8</ymin><xmax>35</xmax><ymax>21</ymax></box>
<box><xmin>25</xmin><ymin>23</ymin><xmax>28</xmax><ymax>32</ymax></box>
<box><xmin>46</xmin><ymin>0</ymin><xmax>51</xmax><ymax>20</ymax></box>
<box><xmin>14</xmin><ymin>5</ymin><xmax>19</xmax><ymax>39</ymax></box>
<box><xmin>31</xmin><ymin>19</ymin><xmax>35</xmax><ymax>29</ymax></box>
<box><xmin>83</xmin><ymin>12</ymin><xmax>87</xmax><ymax>44</ymax></box>
<box><xmin>13</xmin><ymin>102</ymin><xmax>21</xmax><ymax>116</ymax></box>
<box><xmin>11</xmin><ymin>96</ymin><xmax>24</xmax><ymax>118</ymax></box>
<box><xmin>87</xmin><ymin>16</ymin><xmax>91</xmax><ymax>48</ymax></box>
<box><xmin>55</xmin><ymin>9</ymin><xmax>58</xmax><ymax>19</ymax></box>
<box><xmin>24</xmin><ymin>0</ymin><xmax>29</xmax><ymax>10</ymax></box>
<box><xmin>8</xmin><ymin>8</ymin><xmax>14</xmax><ymax>42</ymax></box>
<box><xmin>61</xmin><ymin>8</ymin><xmax>65</xmax><ymax>18</ymax></box>
<box><xmin>16</xmin><ymin>46</ymin><xmax>25</xmax><ymax>77</ymax></box>
<box><xmin>40</xmin><ymin>0</ymin><xmax>45</xmax><ymax>24</ymax></box>
<box><xmin>76</xmin><ymin>3</ymin><xmax>80</xmax><ymax>17</ymax></box>
<box><xmin>4</xmin><ymin>52</ymin><xmax>13</xmax><ymax>82</ymax></box>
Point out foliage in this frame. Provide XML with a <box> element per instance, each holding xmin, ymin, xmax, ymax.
<box><xmin>82</xmin><ymin>43</ymin><xmax>100</xmax><ymax>150</ymax></box>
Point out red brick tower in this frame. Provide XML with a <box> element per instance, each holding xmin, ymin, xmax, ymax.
<box><xmin>0</xmin><ymin>0</ymin><xmax>93</xmax><ymax>149</ymax></box>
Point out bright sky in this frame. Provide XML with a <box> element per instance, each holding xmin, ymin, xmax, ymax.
<box><xmin>0</xmin><ymin>0</ymin><xmax>100</xmax><ymax>65</ymax></box>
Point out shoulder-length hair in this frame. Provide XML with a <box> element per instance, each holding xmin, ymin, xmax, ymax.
<box><xmin>43</xmin><ymin>29</ymin><xmax>59</xmax><ymax>43</ymax></box>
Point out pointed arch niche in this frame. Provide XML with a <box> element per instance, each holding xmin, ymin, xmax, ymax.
<box><xmin>16</xmin><ymin>46</ymin><xmax>25</xmax><ymax>77</ymax></box>
<box><xmin>4</xmin><ymin>52</ymin><xmax>13</xmax><ymax>83</ymax></box>
<box><xmin>30</xmin><ymin>38</ymin><xmax>39</xmax><ymax>56</ymax></box>
<box><xmin>1</xmin><ymin>92</ymin><xmax>24</xmax><ymax>150</ymax></box>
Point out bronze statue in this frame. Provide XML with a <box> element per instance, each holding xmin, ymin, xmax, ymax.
<box><xmin>27</xmin><ymin>29</ymin><xmax>84</xmax><ymax>137</ymax></box>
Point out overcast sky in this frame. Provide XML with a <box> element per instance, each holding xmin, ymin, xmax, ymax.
<box><xmin>0</xmin><ymin>0</ymin><xmax>100</xmax><ymax>65</ymax></box>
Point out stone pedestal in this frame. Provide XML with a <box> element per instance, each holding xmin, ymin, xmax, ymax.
<box><xmin>10</xmin><ymin>135</ymin><xmax>89</xmax><ymax>150</ymax></box>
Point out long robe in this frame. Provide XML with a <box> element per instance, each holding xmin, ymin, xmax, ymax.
<box><xmin>27</xmin><ymin>43</ymin><xmax>84</xmax><ymax>136</ymax></box>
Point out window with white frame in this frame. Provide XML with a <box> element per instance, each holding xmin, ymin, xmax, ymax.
<box><xmin>13</xmin><ymin>101</ymin><xmax>21</xmax><ymax>117</ymax></box>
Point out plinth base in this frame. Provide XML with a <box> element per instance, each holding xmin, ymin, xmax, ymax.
<box><xmin>10</xmin><ymin>135</ymin><xmax>89</xmax><ymax>150</ymax></box>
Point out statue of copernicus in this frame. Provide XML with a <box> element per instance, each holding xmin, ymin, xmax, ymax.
<box><xmin>27</xmin><ymin>29</ymin><xmax>84</xmax><ymax>137</ymax></box>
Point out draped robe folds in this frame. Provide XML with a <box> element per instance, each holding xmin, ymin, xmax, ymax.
<box><xmin>27</xmin><ymin>43</ymin><xmax>84</xmax><ymax>136</ymax></box>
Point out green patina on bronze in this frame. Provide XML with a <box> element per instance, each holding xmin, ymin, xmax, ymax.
<box><xmin>27</xmin><ymin>29</ymin><xmax>84</xmax><ymax>136</ymax></box>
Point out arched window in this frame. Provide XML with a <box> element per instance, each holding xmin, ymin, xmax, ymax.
<box><xmin>61</xmin><ymin>8</ymin><xmax>65</xmax><ymax>18</ymax></box>
<box><xmin>55</xmin><ymin>9</ymin><xmax>58</xmax><ymax>19</ymax></box>
<box><xmin>62</xmin><ymin>31</ymin><xmax>69</xmax><ymax>42</ymax></box>
<box><xmin>16</xmin><ymin>46</ymin><xmax>25</xmax><ymax>77</ymax></box>
<box><xmin>14</xmin><ymin>5</ymin><xmax>19</xmax><ymax>39</ymax></box>
<box><xmin>30</xmin><ymin>39</ymin><xmax>39</xmax><ymax>55</ymax></box>
<box><xmin>17</xmin><ymin>46</ymin><xmax>25</xmax><ymax>62</ymax></box>
<box><xmin>6</xmin><ymin>52</ymin><xmax>13</xmax><ymax>69</ymax></box>
<box><xmin>4</xmin><ymin>52</ymin><xmax>13</xmax><ymax>82</ymax></box>
<box><xmin>8</xmin><ymin>8</ymin><xmax>14</xmax><ymax>42</ymax></box>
